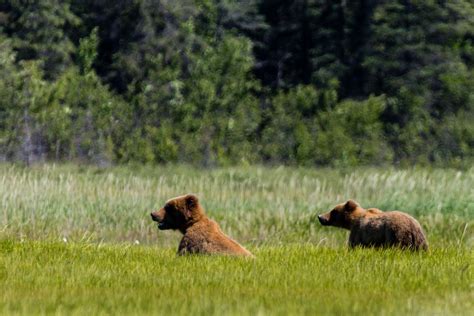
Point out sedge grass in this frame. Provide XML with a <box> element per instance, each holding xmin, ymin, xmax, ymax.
<box><xmin>0</xmin><ymin>164</ymin><xmax>472</xmax><ymax>247</ymax></box>
<box><xmin>0</xmin><ymin>164</ymin><xmax>473</xmax><ymax>315</ymax></box>
<box><xmin>0</xmin><ymin>240</ymin><xmax>472</xmax><ymax>315</ymax></box>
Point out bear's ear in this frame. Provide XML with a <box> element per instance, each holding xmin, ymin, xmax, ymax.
<box><xmin>344</xmin><ymin>199</ymin><xmax>360</xmax><ymax>212</ymax></box>
<box><xmin>185</xmin><ymin>194</ymin><xmax>199</xmax><ymax>210</ymax></box>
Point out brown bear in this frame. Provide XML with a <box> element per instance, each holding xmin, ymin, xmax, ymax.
<box><xmin>318</xmin><ymin>200</ymin><xmax>428</xmax><ymax>250</ymax></box>
<box><xmin>150</xmin><ymin>194</ymin><xmax>254</xmax><ymax>257</ymax></box>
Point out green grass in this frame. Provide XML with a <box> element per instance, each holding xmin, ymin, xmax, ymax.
<box><xmin>0</xmin><ymin>164</ymin><xmax>472</xmax><ymax>246</ymax></box>
<box><xmin>1</xmin><ymin>240</ymin><xmax>472</xmax><ymax>315</ymax></box>
<box><xmin>0</xmin><ymin>164</ymin><xmax>473</xmax><ymax>314</ymax></box>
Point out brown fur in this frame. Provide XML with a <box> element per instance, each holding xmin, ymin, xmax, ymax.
<box><xmin>151</xmin><ymin>194</ymin><xmax>254</xmax><ymax>257</ymax></box>
<box><xmin>318</xmin><ymin>200</ymin><xmax>428</xmax><ymax>250</ymax></box>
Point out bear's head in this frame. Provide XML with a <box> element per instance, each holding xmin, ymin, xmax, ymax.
<box><xmin>150</xmin><ymin>194</ymin><xmax>204</xmax><ymax>232</ymax></box>
<box><xmin>318</xmin><ymin>200</ymin><xmax>362</xmax><ymax>230</ymax></box>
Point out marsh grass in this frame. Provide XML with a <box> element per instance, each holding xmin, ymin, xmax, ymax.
<box><xmin>0</xmin><ymin>164</ymin><xmax>472</xmax><ymax>247</ymax></box>
<box><xmin>0</xmin><ymin>164</ymin><xmax>473</xmax><ymax>314</ymax></box>
<box><xmin>0</xmin><ymin>240</ymin><xmax>472</xmax><ymax>315</ymax></box>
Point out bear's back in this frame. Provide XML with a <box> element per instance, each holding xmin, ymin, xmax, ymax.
<box><xmin>351</xmin><ymin>211</ymin><xmax>428</xmax><ymax>250</ymax></box>
<box><xmin>180</xmin><ymin>218</ymin><xmax>254</xmax><ymax>256</ymax></box>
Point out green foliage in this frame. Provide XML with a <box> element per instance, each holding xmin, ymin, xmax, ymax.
<box><xmin>260</xmin><ymin>87</ymin><xmax>391</xmax><ymax>166</ymax></box>
<box><xmin>433</xmin><ymin>110</ymin><xmax>474</xmax><ymax>166</ymax></box>
<box><xmin>182</xmin><ymin>34</ymin><xmax>261</xmax><ymax>166</ymax></box>
<box><xmin>0</xmin><ymin>0</ymin><xmax>473</xmax><ymax>166</ymax></box>
<box><xmin>315</xmin><ymin>96</ymin><xmax>393</xmax><ymax>166</ymax></box>
<box><xmin>117</xmin><ymin>10</ymin><xmax>261</xmax><ymax>165</ymax></box>
<box><xmin>0</xmin><ymin>60</ymin><xmax>50</xmax><ymax>164</ymax></box>
<box><xmin>49</xmin><ymin>67</ymin><xmax>125</xmax><ymax>164</ymax></box>
<box><xmin>261</xmin><ymin>85</ymin><xmax>321</xmax><ymax>164</ymax></box>
<box><xmin>0</xmin><ymin>36</ymin><xmax>17</xmax><ymax>159</ymax></box>
<box><xmin>78</xmin><ymin>27</ymin><xmax>98</xmax><ymax>74</ymax></box>
<box><xmin>364</xmin><ymin>0</ymin><xmax>474</xmax><ymax>165</ymax></box>
<box><xmin>1</xmin><ymin>0</ymin><xmax>80</xmax><ymax>79</ymax></box>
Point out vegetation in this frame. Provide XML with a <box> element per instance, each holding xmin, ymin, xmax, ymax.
<box><xmin>1</xmin><ymin>164</ymin><xmax>472</xmax><ymax>246</ymax></box>
<box><xmin>0</xmin><ymin>164</ymin><xmax>472</xmax><ymax>314</ymax></box>
<box><xmin>1</xmin><ymin>1</ymin><xmax>473</xmax><ymax>167</ymax></box>
<box><xmin>1</xmin><ymin>0</ymin><xmax>473</xmax><ymax>312</ymax></box>
<box><xmin>1</xmin><ymin>241</ymin><xmax>472</xmax><ymax>315</ymax></box>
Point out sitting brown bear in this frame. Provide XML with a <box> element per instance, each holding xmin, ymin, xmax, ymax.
<box><xmin>150</xmin><ymin>194</ymin><xmax>254</xmax><ymax>257</ymax></box>
<box><xmin>318</xmin><ymin>200</ymin><xmax>428</xmax><ymax>250</ymax></box>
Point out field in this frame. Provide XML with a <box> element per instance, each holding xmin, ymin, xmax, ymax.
<box><xmin>0</xmin><ymin>164</ymin><xmax>473</xmax><ymax>315</ymax></box>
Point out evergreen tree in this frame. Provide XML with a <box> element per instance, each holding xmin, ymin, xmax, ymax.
<box><xmin>0</xmin><ymin>0</ymin><xmax>472</xmax><ymax>166</ymax></box>
<box><xmin>0</xmin><ymin>0</ymin><xmax>79</xmax><ymax>79</ymax></box>
<box><xmin>365</xmin><ymin>0</ymin><xmax>474</xmax><ymax>163</ymax></box>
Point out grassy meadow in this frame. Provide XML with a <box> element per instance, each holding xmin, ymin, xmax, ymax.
<box><xmin>0</xmin><ymin>164</ymin><xmax>473</xmax><ymax>315</ymax></box>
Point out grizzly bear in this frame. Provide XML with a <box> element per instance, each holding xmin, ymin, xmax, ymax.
<box><xmin>150</xmin><ymin>194</ymin><xmax>254</xmax><ymax>257</ymax></box>
<box><xmin>318</xmin><ymin>200</ymin><xmax>428</xmax><ymax>250</ymax></box>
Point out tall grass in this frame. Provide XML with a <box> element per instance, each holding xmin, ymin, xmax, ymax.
<box><xmin>0</xmin><ymin>164</ymin><xmax>472</xmax><ymax>247</ymax></box>
<box><xmin>0</xmin><ymin>164</ymin><xmax>473</xmax><ymax>315</ymax></box>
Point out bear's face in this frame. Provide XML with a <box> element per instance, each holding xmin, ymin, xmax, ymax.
<box><xmin>150</xmin><ymin>194</ymin><xmax>201</xmax><ymax>231</ymax></box>
<box><xmin>318</xmin><ymin>200</ymin><xmax>361</xmax><ymax>230</ymax></box>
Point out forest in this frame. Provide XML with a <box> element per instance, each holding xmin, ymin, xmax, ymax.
<box><xmin>1</xmin><ymin>0</ymin><xmax>473</xmax><ymax>167</ymax></box>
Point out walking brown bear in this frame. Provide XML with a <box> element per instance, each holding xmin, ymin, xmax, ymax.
<box><xmin>318</xmin><ymin>200</ymin><xmax>428</xmax><ymax>250</ymax></box>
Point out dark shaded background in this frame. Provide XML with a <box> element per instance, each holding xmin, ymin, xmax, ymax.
<box><xmin>0</xmin><ymin>0</ymin><xmax>473</xmax><ymax>167</ymax></box>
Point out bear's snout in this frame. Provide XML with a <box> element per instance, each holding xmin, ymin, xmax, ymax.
<box><xmin>318</xmin><ymin>214</ymin><xmax>329</xmax><ymax>225</ymax></box>
<box><xmin>150</xmin><ymin>212</ymin><xmax>159</xmax><ymax>221</ymax></box>
<box><xmin>150</xmin><ymin>208</ymin><xmax>171</xmax><ymax>230</ymax></box>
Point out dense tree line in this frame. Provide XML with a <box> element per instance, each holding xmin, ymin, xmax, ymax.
<box><xmin>0</xmin><ymin>0</ymin><xmax>473</xmax><ymax>167</ymax></box>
